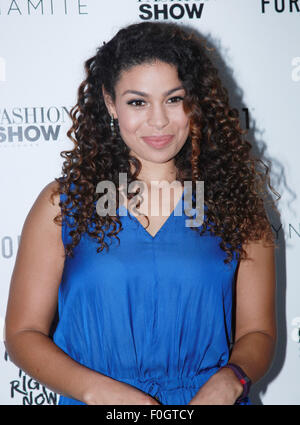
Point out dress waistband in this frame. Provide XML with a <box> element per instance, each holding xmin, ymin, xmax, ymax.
<box><xmin>112</xmin><ymin>367</ymin><xmax>220</xmax><ymax>393</ymax></box>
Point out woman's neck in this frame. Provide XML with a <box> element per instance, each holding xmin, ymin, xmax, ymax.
<box><xmin>130</xmin><ymin>156</ymin><xmax>178</xmax><ymax>188</ymax></box>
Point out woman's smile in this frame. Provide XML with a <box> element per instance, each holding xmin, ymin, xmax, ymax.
<box><xmin>141</xmin><ymin>134</ymin><xmax>174</xmax><ymax>149</ymax></box>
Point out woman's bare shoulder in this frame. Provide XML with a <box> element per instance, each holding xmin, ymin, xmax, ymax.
<box><xmin>39</xmin><ymin>179</ymin><xmax>61</xmax><ymax>209</ymax></box>
<box><xmin>18</xmin><ymin>179</ymin><xmax>65</xmax><ymax>263</ymax></box>
<box><xmin>25</xmin><ymin>179</ymin><xmax>62</xmax><ymax>227</ymax></box>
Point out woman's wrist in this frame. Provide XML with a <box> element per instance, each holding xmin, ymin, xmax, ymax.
<box><xmin>217</xmin><ymin>366</ymin><xmax>244</xmax><ymax>400</ymax></box>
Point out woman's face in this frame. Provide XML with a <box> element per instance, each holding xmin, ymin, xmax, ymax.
<box><xmin>104</xmin><ymin>61</ymin><xmax>190</xmax><ymax>165</ymax></box>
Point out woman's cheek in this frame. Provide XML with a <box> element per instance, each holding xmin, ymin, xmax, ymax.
<box><xmin>121</xmin><ymin>112</ymin><xmax>145</xmax><ymax>135</ymax></box>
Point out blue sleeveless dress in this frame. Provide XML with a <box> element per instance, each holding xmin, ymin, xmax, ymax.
<box><xmin>53</xmin><ymin>186</ymin><xmax>251</xmax><ymax>405</ymax></box>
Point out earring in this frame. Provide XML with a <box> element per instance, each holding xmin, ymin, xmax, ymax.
<box><xmin>110</xmin><ymin>115</ymin><xmax>116</xmax><ymax>137</ymax></box>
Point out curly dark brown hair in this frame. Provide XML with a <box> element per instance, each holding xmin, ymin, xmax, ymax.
<box><xmin>51</xmin><ymin>21</ymin><xmax>280</xmax><ymax>264</ymax></box>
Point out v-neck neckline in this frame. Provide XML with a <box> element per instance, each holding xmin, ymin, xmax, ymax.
<box><xmin>121</xmin><ymin>186</ymin><xmax>186</xmax><ymax>241</ymax></box>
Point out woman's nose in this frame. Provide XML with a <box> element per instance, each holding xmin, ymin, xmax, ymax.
<box><xmin>147</xmin><ymin>104</ymin><xmax>169</xmax><ymax>129</ymax></box>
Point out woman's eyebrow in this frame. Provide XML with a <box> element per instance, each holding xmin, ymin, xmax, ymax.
<box><xmin>121</xmin><ymin>86</ymin><xmax>185</xmax><ymax>97</ymax></box>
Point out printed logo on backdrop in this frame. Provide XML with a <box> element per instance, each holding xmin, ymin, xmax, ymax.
<box><xmin>4</xmin><ymin>351</ymin><xmax>57</xmax><ymax>404</ymax></box>
<box><xmin>261</xmin><ymin>0</ymin><xmax>300</xmax><ymax>13</ymax></box>
<box><xmin>137</xmin><ymin>0</ymin><xmax>214</xmax><ymax>21</ymax></box>
<box><xmin>292</xmin><ymin>57</ymin><xmax>300</xmax><ymax>82</ymax></box>
<box><xmin>0</xmin><ymin>0</ymin><xmax>88</xmax><ymax>15</ymax></box>
<box><xmin>0</xmin><ymin>106</ymin><xmax>71</xmax><ymax>147</ymax></box>
<box><xmin>2</xmin><ymin>235</ymin><xmax>20</xmax><ymax>259</ymax></box>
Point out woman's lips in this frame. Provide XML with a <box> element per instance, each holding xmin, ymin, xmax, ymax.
<box><xmin>141</xmin><ymin>135</ymin><xmax>174</xmax><ymax>148</ymax></box>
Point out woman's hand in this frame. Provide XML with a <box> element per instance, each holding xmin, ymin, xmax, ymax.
<box><xmin>84</xmin><ymin>377</ymin><xmax>161</xmax><ymax>405</ymax></box>
<box><xmin>188</xmin><ymin>367</ymin><xmax>243</xmax><ymax>405</ymax></box>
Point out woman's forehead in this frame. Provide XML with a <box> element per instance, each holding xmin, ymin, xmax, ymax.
<box><xmin>114</xmin><ymin>61</ymin><xmax>181</xmax><ymax>93</ymax></box>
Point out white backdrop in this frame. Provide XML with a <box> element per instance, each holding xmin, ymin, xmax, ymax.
<box><xmin>0</xmin><ymin>0</ymin><xmax>299</xmax><ymax>405</ymax></box>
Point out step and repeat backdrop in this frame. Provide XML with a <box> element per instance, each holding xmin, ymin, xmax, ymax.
<box><xmin>0</xmin><ymin>0</ymin><xmax>299</xmax><ymax>405</ymax></box>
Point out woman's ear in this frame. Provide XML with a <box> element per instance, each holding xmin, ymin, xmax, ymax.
<box><xmin>102</xmin><ymin>85</ymin><xmax>117</xmax><ymax>119</ymax></box>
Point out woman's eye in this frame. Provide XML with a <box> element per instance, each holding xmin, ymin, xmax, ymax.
<box><xmin>127</xmin><ymin>99</ymin><xmax>145</xmax><ymax>107</ymax></box>
<box><xmin>167</xmin><ymin>96</ymin><xmax>184</xmax><ymax>104</ymax></box>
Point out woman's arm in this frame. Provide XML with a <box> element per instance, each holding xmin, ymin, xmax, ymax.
<box><xmin>189</xmin><ymin>238</ymin><xmax>276</xmax><ymax>405</ymax></box>
<box><xmin>4</xmin><ymin>181</ymin><xmax>159</xmax><ymax>405</ymax></box>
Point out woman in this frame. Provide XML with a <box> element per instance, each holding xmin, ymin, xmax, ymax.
<box><xmin>4</xmin><ymin>22</ymin><xmax>280</xmax><ymax>405</ymax></box>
